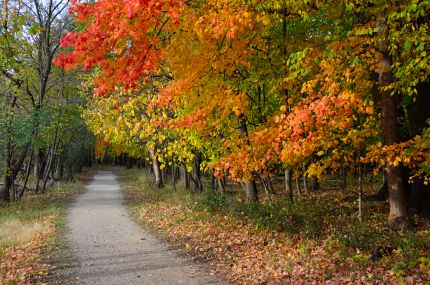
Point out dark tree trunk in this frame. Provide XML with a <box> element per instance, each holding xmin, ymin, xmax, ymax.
<box><xmin>34</xmin><ymin>150</ymin><xmax>44</xmax><ymax>181</ymax></box>
<box><xmin>211</xmin><ymin>173</ymin><xmax>216</xmax><ymax>190</ymax></box>
<box><xmin>407</xmin><ymin>82</ymin><xmax>430</xmax><ymax>215</ymax></box>
<box><xmin>310</xmin><ymin>176</ymin><xmax>320</xmax><ymax>191</ymax></box>
<box><xmin>2</xmin><ymin>175</ymin><xmax>13</xmax><ymax>202</ymax></box>
<box><xmin>172</xmin><ymin>157</ymin><xmax>177</xmax><ymax>191</ymax></box>
<box><xmin>285</xmin><ymin>169</ymin><xmax>293</xmax><ymax>203</ymax></box>
<box><xmin>126</xmin><ymin>155</ymin><xmax>133</xmax><ymax>169</ymax></box>
<box><xmin>1</xmin><ymin>145</ymin><xmax>30</xmax><ymax>202</ymax></box>
<box><xmin>191</xmin><ymin>154</ymin><xmax>203</xmax><ymax>191</ymax></box>
<box><xmin>296</xmin><ymin>178</ymin><xmax>302</xmax><ymax>196</ymax></box>
<box><xmin>181</xmin><ymin>168</ymin><xmax>190</xmax><ymax>189</ymax></box>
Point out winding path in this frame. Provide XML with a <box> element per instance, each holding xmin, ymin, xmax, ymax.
<box><xmin>67</xmin><ymin>170</ymin><xmax>223</xmax><ymax>285</ymax></box>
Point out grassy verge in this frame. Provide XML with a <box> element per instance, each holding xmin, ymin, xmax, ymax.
<box><xmin>122</xmin><ymin>168</ymin><xmax>430</xmax><ymax>284</ymax></box>
<box><xmin>0</xmin><ymin>170</ymin><xmax>92</xmax><ymax>285</ymax></box>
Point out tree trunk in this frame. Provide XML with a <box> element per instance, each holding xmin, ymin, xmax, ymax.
<box><xmin>243</xmin><ymin>180</ymin><xmax>258</xmax><ymax>203</ymax></box>
<box><xmin>150</xmin><ymin>149</ymin><xmax>163</xmax><ymax>188</ymax></box>
<box><xmin>41</xmin><ymin>147</ymin><xmax>55</xmax><ymax>193</ymax></box>
<box><xmin>310</xmin><ymin>176</ymin><xmax>320</xmax><ymax>191</ymax></box>
<box><xmin>266</xmin><ymin>177</ymin><xmax>275</xmax><ymax>194</ymax></box>
<box><xmin>217</xmin><ymin>177</ymin><xmax>225</xmax><ymax>194</ymax></box>
<box><xmin>191</xmin><ymin>154</ymin><xmax>203</xmax><ymax>191</ymax></box>
<box><xmin>211</xmin><ymin>173</ymin><xmax>216</xmax><ymax>190</ymax></box>
<box><xmin>285</xmin><ymin>169</ymin><xmax>293</xmax><ymax>203</ymax></box>
<box><xmin>238</xmin><ymin>114</ymin><xmax>258</xmax><ymax>202</ymax></box>
<box><xmin>1</xmin><ymin>145</ymin><xmax>30</xmax><ymax>202</ymax></box>
<box><xmin>407</xmin><ymin>82</ymin><xmax>430</xmax><ymax>215</ymax></box>
<box><xmin>34</xmin><ymin>150</ymin><xmax>44</xmax><ymax>181</ymax></box>
<box><xmin>259</xmin><ymin>172</ymin><xmax>272</xmax><ymax>203</ymax></box>
<box><xmin>296</xmin><ymin>178</ymin><xmax>302</xmax><ymax>196</ymax></box>
<box><xmin>302</xmin><ymin>164</ymin><xmax>308</xmax><ymax>194</ymax></box>
<box><xmin>19</xmin><ymin>147</ymin><xmax>34</xmax><ymax>198</ymax></box>
<box><xmin>172</xmin><ymin>157</ymin><xmax>177</xmax><ymax>191</ymax></box>
<box><xmin>358</xmin><ymin>164</ymin><xmax>363</xmax><ymax>222</ymax></box>
<box><xmin>181</xmin><ymin>167</ymin><xmax>190</xmax><ymax>189</ymax></box>
<box><xmin>377</xmin><ymin>12</ymin><xmax>408</xmax><ymax>229</ymax></box>
<box><xmin>2</xmin><ymin>173</ymin><xmax>13</xmax><ymax>202</ymax></box>
<box><xmin>126</xmin><ymin>155</ymin><xmax>133</xmax><ymax>169</ymax></box>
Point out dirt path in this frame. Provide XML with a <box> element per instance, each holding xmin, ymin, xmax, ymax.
<box><xmin>67</xmin><ymin>170</ymin><xmax>224</xmax><ymax>285</ymax></box>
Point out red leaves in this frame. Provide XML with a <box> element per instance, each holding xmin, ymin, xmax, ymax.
<box><xmin>55</xmin><ymin>0</ymin><xmax>182</xmax><ymax>94</ymax></box>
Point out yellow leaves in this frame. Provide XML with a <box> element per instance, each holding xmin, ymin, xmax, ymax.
<box><xmin>258</xmin><ymin>14</ymin><xmax>271</xmax><ymax>26</ymax></box>
<box><xmin>232</xmin><ymin>106</ymin><xmax>242</xmax><ymax>116</ymax></box>
<box><xmin>392</xmin><ymin>157</ymin><xmax>401</xmax><ymax>167</ymax></box>
<box><xmin>279</xmin><ymin>105</ymin><xmax>287</xmax><ymax>113</ymax></box>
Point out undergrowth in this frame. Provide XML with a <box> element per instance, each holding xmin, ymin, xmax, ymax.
<box><xmin>123</xmin><ymin>168</ymin><xmax>430</xmax><ymax>283</ymax></box>
<box><xmin>0</xmin><ymin>171</ymin><xmax>89</xmax><ymax>284</ymax></box>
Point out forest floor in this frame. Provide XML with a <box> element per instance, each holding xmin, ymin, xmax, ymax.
<box><xmin>122</xmin><ymin>168</ymin><xmax>430</xmax><ymax>285</ymax></box>
<box><xmin>0</xmin><ymin>170</ymin><xmax>92</xmax><ymax>284</ymax></box>
<box><xmin>64</xmin><ymin>169</ymin><xmax>224</xmax><ymax>285</ymax></box>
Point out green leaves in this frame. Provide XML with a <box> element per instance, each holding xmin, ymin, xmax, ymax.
<box><xmin>28</xmin><ymin>24</ymin><xmax>41</xmax><ymax>35</ymax></box>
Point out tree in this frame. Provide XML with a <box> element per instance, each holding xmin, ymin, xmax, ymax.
<box><xmin>55</xmin><ymin>0</ymin><xmax>430</xmax><ymax>227</ymax></box>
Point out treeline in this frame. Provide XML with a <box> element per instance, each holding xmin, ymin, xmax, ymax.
<box><xmin>0</xmin><ymin>0</ymin><xmax>94</xmax><ymax>202</ymax></box>
<box><xmin>55</xmin><ymin>0</ymin><xmax>430</xmax><ymax>228</ymax></box>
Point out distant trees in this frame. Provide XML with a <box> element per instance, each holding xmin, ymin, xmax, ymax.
<box><xmin>0</xmin><ymin>0</ymin><xmax>94</xmax><ymax>202</ymax></box>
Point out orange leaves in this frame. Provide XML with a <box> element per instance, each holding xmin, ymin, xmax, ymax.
<box><xmin>192</xmin><ymin>0</ymin><xmax>254</xmax><ymax>41</ymax></box>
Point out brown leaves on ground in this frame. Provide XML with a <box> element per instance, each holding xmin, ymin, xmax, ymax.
<box><xmin>0</xmin><ymin>216</ymin><xmax>55</xmax><ymax>285</ymax></box>
<box><xmin>136</xmin><ymin>202</ymin><xmax>429</xmax><ymax>284</ymax></box>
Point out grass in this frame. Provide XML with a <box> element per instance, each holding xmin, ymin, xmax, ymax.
<box><xmin>122</xmin><ymin>168</ymin><xmax>430</xmax><ymax>284</ymax></box>
<box><xmin>0</xmin><ymin>170</ymin><xmax>91</xmax><ymax>284</ymax></box>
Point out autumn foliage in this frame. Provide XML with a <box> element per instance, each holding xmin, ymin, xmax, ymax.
<box><xmin>56</xmin><ymin>0</ymin><xmax>430</xmax><ymax>224</ymax></box>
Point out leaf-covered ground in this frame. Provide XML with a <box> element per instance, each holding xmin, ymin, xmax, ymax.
<box><xmin>122</xmin><ymin>169</ymin><xmax>430</xmax><ymax>284</ymax></box>
<box><xmin>0</xmin><ymin>175</ymin><xmax>89</xmax><ymax>284</ymax></box>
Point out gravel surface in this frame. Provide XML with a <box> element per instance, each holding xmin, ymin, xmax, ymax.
<box><xmin>67</xmin><ymin>170</ymin><xmax>224</xmax><ymax>285</ymax></box>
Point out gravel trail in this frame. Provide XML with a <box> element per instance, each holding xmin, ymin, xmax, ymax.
<box><xmin>67</xmin><ymin>170</ymin><xmax>223</xmax><ymax>285</ymax></box>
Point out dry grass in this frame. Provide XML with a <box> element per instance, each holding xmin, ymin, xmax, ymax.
<box><xmin>0</xmin><ymin>168</ymin><xmax>94</xmax><ymax>284</ymax></box>
<box><xmin>0</xmin><ymin>219</ymin><xmax>45</xmax><ymax>247</ymax></box>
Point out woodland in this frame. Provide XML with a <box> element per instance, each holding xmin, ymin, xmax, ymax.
<box><xmin>1</xmin><ymin>0</ymin><xmax>430</xmax><ymax>283</ymax></box>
